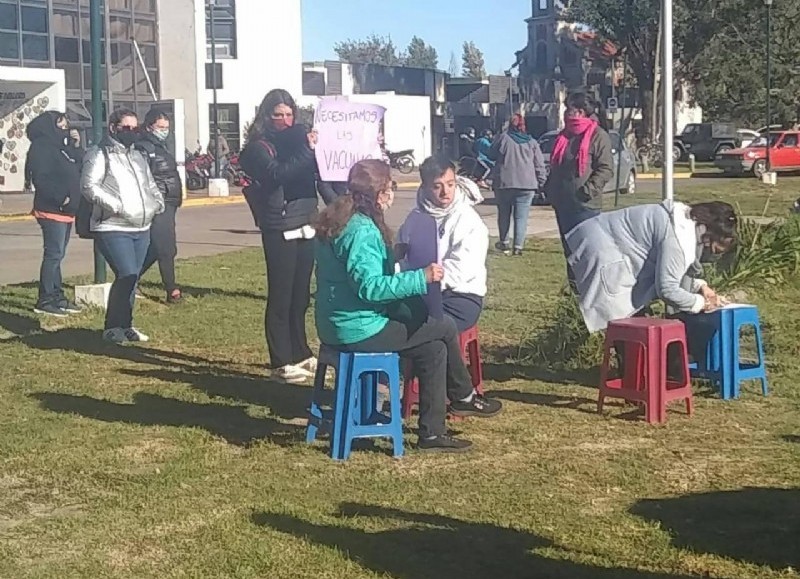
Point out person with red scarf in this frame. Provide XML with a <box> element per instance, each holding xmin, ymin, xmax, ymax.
<box><xmin>545</xmin><ymin>93</ymin><xmax>613</xmax><ymax>236</ymax></box>
<box><xmin>545</xmin><ymin>93</ymin><xmax>613</xmax><ymax>289</ymax></box>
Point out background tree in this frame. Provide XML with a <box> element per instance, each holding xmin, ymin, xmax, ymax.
<box><xmin>405</xmin><ymin>36</ymin><xmax>439</xmax><ymax>69</ymax></box>
<box><xmin>334</xmin><ymin>34</ymin><xmax>403</xmax><ymax>66</ymax></box>
<box><xmin>681</xmin><ymin>0</ymin><xmax>800</xmax><ymax>127</ymax></box>
<box><xmin>461</xmin><ymin>41</ymin><xmax>487</xmax><ymax>78</ymax></box>
<box><xmin>448</xmin><ymin>51</ymin><xmax>459</xmax><ymax>77</ymax></box>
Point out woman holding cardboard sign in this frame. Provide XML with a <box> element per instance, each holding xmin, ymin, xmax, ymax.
<box><xmin>240</xmin><ymin>89</ymin><xmax>320</xmax><ymax>384</ymax></box>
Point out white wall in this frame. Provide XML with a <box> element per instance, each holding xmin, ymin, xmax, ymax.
<box><xmin>201</xmin><ymin>0</ymin><xmax>303</xmax><ymax>150</ymax></box>
<box><xmin>0</xmin><ymin>67</ymin><xmax>66</xmax><ymax>192</ymax></box>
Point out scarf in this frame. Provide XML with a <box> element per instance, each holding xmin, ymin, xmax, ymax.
<box><xmin>509</xmin><ymin>128</ymin><xmax>532</xmax><ymax>145</ymax></box>
<box><xmin>416</xmin><ymin>176</ymin><xmax>484</xmax><ymax>219</ymax></box>
<box><xmin>550</xmin><ymin>117</ymin><xmax>598</xmax><ymax>176</ymax></box>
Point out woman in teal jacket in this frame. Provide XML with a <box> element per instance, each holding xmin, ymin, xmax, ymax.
<box><xmin>314</xmin><ymin>160</ymin><xmax>502</xmax><ymax>453</ymax></box>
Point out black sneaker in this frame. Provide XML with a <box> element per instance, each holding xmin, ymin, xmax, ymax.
<box><xmin>417</xmin><ymin>434</ymin><xmax>473</xmax><ymax>453</ymax></box>
<box><xmin>513</xmin><ymin>248</ymin><xmax>524</xmax><ymax>256</ymax></box>
<box><xmin>33</xmin><ymin>303</ymin><xmax>68</xmax><ymax>318</ymax></box>
<box><xmin>494</xmin><ymin>241</ymin><xmax>511</xmax><ymax>256</ymax></box>
<box><xmin>59</xmin><ymin>300</ymin><xmax>83</xmax><ymax>314</ymax></box>
<box><xmin>449</xmin><ymin>394</ymin><xmax>503</xmax><ymax>418</ymax></box>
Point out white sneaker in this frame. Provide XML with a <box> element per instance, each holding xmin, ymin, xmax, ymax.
<box><xmin>271</xmin><ymin>364</ymin><xmax>313</xmax><ymax>384</ymax></box>
<box><xmin>298</xmin><ymin>357</ymin><xmax>318</xmax><ymax>373</ymax></box>
<box><xmin>124</xmin><ymin>328</ymin><xmax>150</xmax><ymax>342</ymax></box>
<box><xmin>102</xmin><ymin>328</ymin><xmax>128</xmax><ymax>344</ymax></box>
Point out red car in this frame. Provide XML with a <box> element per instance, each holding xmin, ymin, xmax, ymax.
<box><xmin>715</xmin><ymin>131</ymin><xmax>800</xmax><ymax>177</ymax></box>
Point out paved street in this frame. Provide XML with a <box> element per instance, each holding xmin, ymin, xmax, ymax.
<box><xmin>0</xmin><ymin>185</ymin><xmax>563</xmax><ymax>286</ymax></box>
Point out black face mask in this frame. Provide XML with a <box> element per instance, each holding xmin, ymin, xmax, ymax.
<box><xmin>115</xmin><ymin>130</ymin><xmax>140</xmax><ymax>148</ymax></box>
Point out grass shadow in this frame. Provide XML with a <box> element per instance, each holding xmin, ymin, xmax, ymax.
<box><xmin>783</xmin><ymin>434</ymin><xmax>800</xmax><ymax>444</ymax></box>
<box><xmin>138</xmin><ymin>280</ymin><xmax>263</xmax><ymax>301</ymax></box>
<box><xmin>253</xmin><ymin>502</ymin><xmax>701</xmax><ymax>579</ymax></box>
<box><xmin>118</xmin><ymin>367</ymin><xmax>312</xmax><ymax>421</ymax></box>
<box><xmin>631</xmin><ymin>488</ymin><xmax>800</xmax><ymax>570</ymax></box>
<box><xmin>483</xmin><ymin>359</ymin><xmax>599</xmax><ymax>387</ymax></box>
<box><xmin>32</xmin><ymin>391</ymin><xmax>302</xmax><ymax>447</ymax></box>
<box><xmin>0</xmin><ymin>308</ymin><xmax>41</xmax><ymax>338</ymax></box>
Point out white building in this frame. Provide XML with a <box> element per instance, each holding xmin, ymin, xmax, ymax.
<box><xmin>0</xmin><ymin>0</ymin><xmax>302</xmax><ymax>157</ymax></box>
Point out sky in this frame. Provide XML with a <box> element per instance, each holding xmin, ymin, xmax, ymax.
<box><xmin>301</xmin><ymin>0</ymin><xmax>531</xmax><ymax>75</ymax></box>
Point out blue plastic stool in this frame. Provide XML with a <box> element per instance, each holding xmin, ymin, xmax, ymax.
<box><xmin>690</xmin><ymin>305</ymin><xmax>768</xmax><ymax>399</ymax></box>
<box><xmin>306</xmin><ymin>345</ymin><xmax>404</xmax><ymax>460</ymax></box>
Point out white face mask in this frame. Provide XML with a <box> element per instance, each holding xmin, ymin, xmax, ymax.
<box><xmin>152</xmin><ymin>128</ymin><xmax>170</xmax><ymax>141</ymax></box>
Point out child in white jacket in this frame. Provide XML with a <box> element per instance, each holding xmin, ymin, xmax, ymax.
<box><xmin>397</xmin><ymin>155</ymin><xmax>489</xmax><ymax>331</ymax></box>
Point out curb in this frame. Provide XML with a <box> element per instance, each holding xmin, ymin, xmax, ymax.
<box><xmin>637</xmin><ymin>173</ymin><xmax>694</xmax><ymax>180</ymax></box>
<box><xmin>0</xmin><ymin>195</ymin><xmax>248</xmax><ymax>223</ymax></box>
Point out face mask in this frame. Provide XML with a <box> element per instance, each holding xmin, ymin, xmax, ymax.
<box><xmin>116</xmin><ymin>130</ymin><xmax>140</xmax><ymax>147</ymax></box>
<box><xmin>272</xmin><ymin>117</ymin><xmax>294</xmax><ymax>132</ymax></box>
<box><xmin>152</xmin><ymin>128</ymin><xmax>170</xmax><ymax>141</ymax></box>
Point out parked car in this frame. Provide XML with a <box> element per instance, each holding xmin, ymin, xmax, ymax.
<box><xmin>673</xmin><ymin>122</ymin><xmax>742</xmax><ymax>162</ymax></box>
<box><xmin>714</xmin><ymin>131</ymin><xmax>800</xmax><ymax>177</ymax></box>
<box><xmin>538</xmin><ymin>129</ymin><xmax>637</xmax><ymax>195</ymax></box>
<box><xmin>737</xmin><ymin>129</ymin><xmax>760</xmax><ymax>149</ymax></box>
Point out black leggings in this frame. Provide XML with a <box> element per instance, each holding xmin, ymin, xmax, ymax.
<box><xmin>342</xmin><ymin>315</ymin><xmax>474</xmax><ymax>439</ymax></box>
<box><xmin>261</xmin><ymin>231</ymin><xmax>314</xmax><ymax>368</ymax></box>
<box><xmin>141</xmin><ymin>204</ymin><xmax>178</xmax><ymax>293</ymax></box>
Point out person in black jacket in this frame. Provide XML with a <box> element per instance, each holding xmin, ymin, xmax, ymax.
<box><xmin>137</xmin><ymin>108</ymin><xmax>183</xmax><ymax>303</ymax></box>
<box><xmin>239</xmin><ymin>89</ymin><xmax>320</xmax><ymax>384</ymax></box>
<box><xmin>25</xmin><ymin>111</ymin><xmax>83</xmax><ymax>317</ymax></box>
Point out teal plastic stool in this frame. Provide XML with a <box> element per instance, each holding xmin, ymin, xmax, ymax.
<box><xmin>306</xmin><ymin>345</ymin><xmax>404</xmax><ymax>460</ymax></box>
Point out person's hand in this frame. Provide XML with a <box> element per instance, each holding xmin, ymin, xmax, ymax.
<box><xmin>424</xmin><ymin>263</ymin><xmax>444</xmax><ymax>284</ymax></box>
<box><xmin>307</xmin><ymin>130</ymin><xmax>318</xmax><ymax>150</ymax></box>
<box><xmin>700</xmin><ymin>285</ymin><xmax>717</xmax><ymax>301</ymax></box>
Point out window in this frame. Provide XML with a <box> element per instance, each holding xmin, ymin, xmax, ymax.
<box><xmin>109</xmin><ymin>16</ymin><xmax>130</xmax><ymax>41</ymax></box>
<box><xmin>206</xmin><ymin>0</ymin><xmax>236</xmax><ymax>58</ymax></box>
<box><xmin>0</xmin><ymin>30</ymin><xmax>18</xmax><ymax>58</ymax></box>
<box><xmin>138</xmin><ymin>43</ymin><xmax>156</xmax><ymax>68</ymax></box>
<box><xmin>55</xmin><ymin>36</ymin><xmax>80</xmax><ymax>62</ymax></box>
<box><xmin>132</xmin><ymin>0</ymin><xmax>155</xmax><ymax>13</ymax></box>
<box><xmin>0</xmin><ymin>3</ymin><xmax>17</xmax><ymax>31</ymax></box>
<box><xmin>21</xmin><ymin>6</ymin><xmax>47</xmax><ymax>33</ymax></box>
<box><xmin>22</xmin><ymin>34</ymin><xmax>48</xmax><ymax>60</ymax></box>
<box><xmin>110</xmin><ymin>41</ymin><xmax>132</xmax><ymax>65</ymax></box>
<box><xmin>61</xmin><ymin>62</ymin><xmax>81</xmax><ymax>89</ymax></box>
<box><xmin>52</xmin><ymin>10</ymin><xmax>78</xmax><ymax>35</ymax></box>
<box><xmin>109</xmin><ymin>66</ymin><xmax>135</xmax><ymax>93</ymax></box>
<box><xmin>210</xmin><ymin>104</ymin><xmax>240</xmax><ymax>152</ymax></box>
<box><xmin>782</xmin><ymin>134</ymin><xmax>798</xmax><ymax>148</ymax></box>
<box><xmin>539</xmin><ymin>0</ymin><xmax>548</xmax><ymax>9</ymax></box>
<box><xmin>535</xmin><ymin>42</ymin><xmax>547</xmax><ymax>72</ymax></box>
<box><xmin>133</xmin><ymin>20</ymin><xmax>155</xmax><ymax>43</ymax></box>
<box><xmin>82</xmin><ymin>39</ymin><xmax>106</xmax><ymax>63</ymax></box>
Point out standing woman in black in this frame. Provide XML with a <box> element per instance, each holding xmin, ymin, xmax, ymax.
<box><xmin>137</xmin><ymin>108</ymin><xmax>183</xmax><ymax>303</ymax></box>
<box><xmin>239</xmin><ymin>89</ymin><xmax>320</xmax><ymax>384</ymax></box>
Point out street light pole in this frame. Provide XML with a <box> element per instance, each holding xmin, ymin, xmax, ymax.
<box><xmin>209</xmin><ymin>0</ymin><xmax>220</xmax><ymax>179</ymax></box>
<box><xmin>765</xmin><ymin>0</ymin><xmax>773</xmax><ymax>174</ymax></box>
<box><xmin>661</xmin><ymin>0</ymin><xmax>674</xmax><ymax>202</ymax></box>
<box><xmin>89</xmin><ymin>0</ymin><xmax>106</xmax><ymax>284</ymax></box>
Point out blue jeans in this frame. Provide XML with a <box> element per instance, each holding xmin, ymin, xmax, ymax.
<box><xmin>37</xmin><ymin>218</ymin><xmax>72</xmax><ymax>308</ymax></box>
<box><xmin>95</xmin><ymin>230</ymin><xmax>150</xmax><ymax>330</ymax></box>
<box><xmin>496</xmin><ymin>189</ymin><xmax>535</xmax><ymax>250</ymax></box>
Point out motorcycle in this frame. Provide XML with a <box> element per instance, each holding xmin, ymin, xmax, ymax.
<box><xmin>185</xmin><ymin>151</ymin><xmax>213</xmax><ymax>191</ymax></box>
<box><xmin>457</xmin><ymin>155</ymin><xmax>492</xmax><ymax>190</ymax></box>
<box><xmin>386</xmin><ymin>149</ymin><xmax>416</xmax><ymax>174</ymax></box>
<box><xmin>225</xmin><ymin>153</ymin><xmax>251</xmax><ymax>187</ymax></box>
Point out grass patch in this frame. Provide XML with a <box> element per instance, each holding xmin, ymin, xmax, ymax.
<box><xmin>0</xmin><ymin>239</ymin><xmax>799</xmax><ymax>578</ymax></box>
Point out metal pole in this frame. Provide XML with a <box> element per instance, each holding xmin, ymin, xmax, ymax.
<box><xmin>90</xmin><ymin>0</ymin><xmax>106</xmax><ymax>284</ymax></box>
<box><xmin>661</xmin><ymin>0</ymin><xmax>674</xmax><ymax>201</ymax></box>
<box><xmin>209</xmin><ymin>0</ymin><xmax>220</xmax><ymax>179</ymax></box>
<box><xmin>614</xmin><ymin>51</ymin><xmax>628</xmax><ymax>207</ymax></box>
<box><xmin>765</xmin><ymin>0</ymin><xmax>772</xmax><ymax>173</ymax></box>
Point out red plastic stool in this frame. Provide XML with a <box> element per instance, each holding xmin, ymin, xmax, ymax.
<box><xmin>598</xmin><ymin>318</ymin><xmax>693</xmax><ymax>424</ymax></box>
<box><xmin>402</xmin><ymin>326</ymin><xmax>485</xmax><ymax>419</ymax></box>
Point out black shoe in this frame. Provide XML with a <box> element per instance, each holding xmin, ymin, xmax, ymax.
<box><xmin>449</xmin><ymin>394</ymin><xmax>503</xmax><ymax>418</ymax></box>
<box><xmin>417</xmin><ymin>434</ymin><xmax>473</xmax><ymax>453</ymax></box>
<box><xmin>33</xmin><ymin>303</ymin><xmax>68</xmax><ymax>318</ymax></box>
<box><xmin>494</xmin><ymin>241</ymin><xmax>511</xmax><ymax>256</ymax></box>
<box><xmin>513</xmin><ymin>248</ymin><xmax>524</xmax><ymax>256</ymax></box>
<box><xmin>58</xmin><ymin>300</ymin><xmax>83</xmax><ymax>314</ymax></box>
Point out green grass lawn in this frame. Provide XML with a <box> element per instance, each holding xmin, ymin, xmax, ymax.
<box><xmin>613</xmin><ymin>175</ymin><xmax>800</xmax><ymax>218</ymax></box>
<box><xmin>1</xmin><ymin>239</ymin><xmax>799</xmax><ymax>577</ymax></box>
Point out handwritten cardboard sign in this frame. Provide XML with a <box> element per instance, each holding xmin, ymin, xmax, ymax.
<box><xmin>314</xmin><ymin>97</ymin><xmax>386</xmax><ymax>182</ymax></box>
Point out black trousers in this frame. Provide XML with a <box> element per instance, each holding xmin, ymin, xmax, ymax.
<box><xmin>141</xmin><ymin>204</ymin><xmax>178</xmax><ymax>293</ymax></box>
<box><xmin>261</xmin><ymin>230</ymin><xmax>314</xmax><ymax>368</ymax></box>
<box><xmin>342</xmin><ymin>315</ymin><xmax>474</xmax><ymax>439</ymax></box>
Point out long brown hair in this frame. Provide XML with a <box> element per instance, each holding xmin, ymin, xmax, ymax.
<box><xmin>315</xmin><ymin>160</ymin><xmax>393</xmax><ymax>245</ymax></box>
<box><xmin>245</xmin><ymin>89</ymin><xmax>297</xmax><ymax>145</ymax></box>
